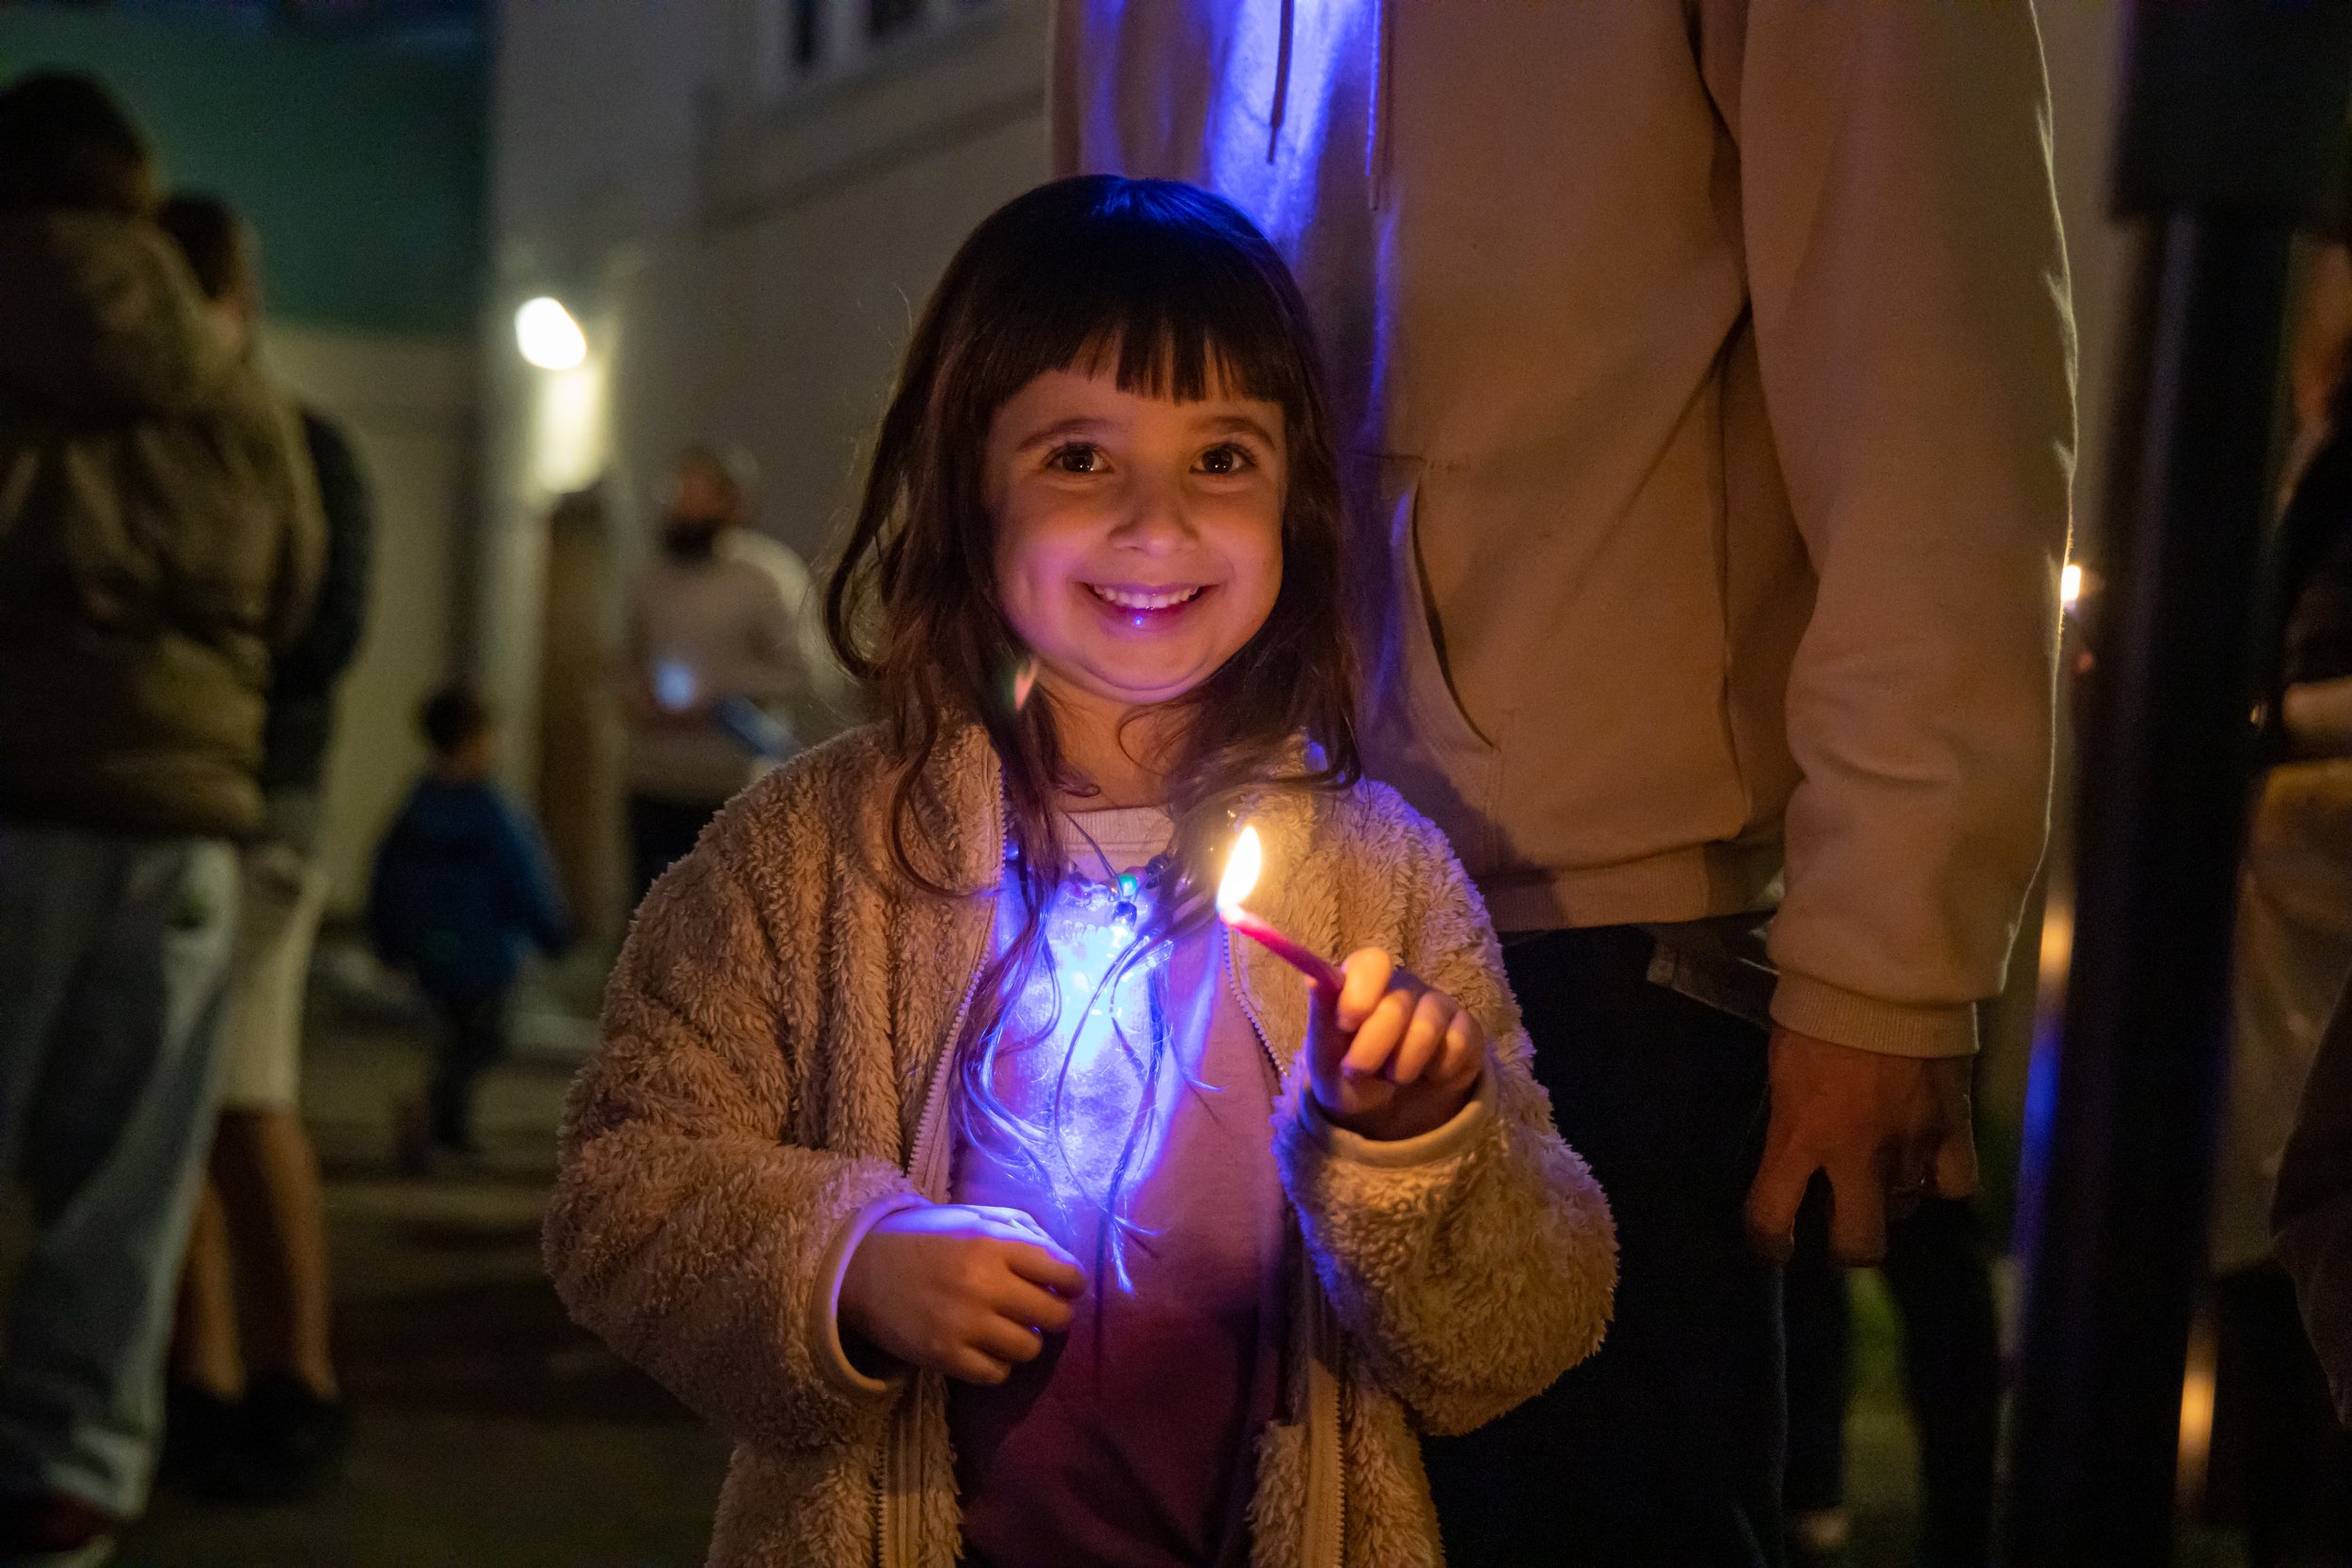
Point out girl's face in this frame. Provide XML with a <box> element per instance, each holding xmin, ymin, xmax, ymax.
<box><xmin>986</xmin><ymin>366</ymin><xmax>1286</xmax><ymax>724</ymax></box>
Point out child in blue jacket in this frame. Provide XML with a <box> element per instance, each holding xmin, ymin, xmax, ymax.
<box><xmin>368</xmin><ymin>685</ymin><xmax>571</xmax><ymax>1160</ymax></box>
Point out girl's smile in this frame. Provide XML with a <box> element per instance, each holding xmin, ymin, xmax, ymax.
<box><xmin>1083</xmin><ymin>579</ymin><xmax>1212</xmax><ymax>631</ymax></box>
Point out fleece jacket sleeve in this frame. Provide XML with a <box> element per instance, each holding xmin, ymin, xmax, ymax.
<box><xmin>1275</xmin><ymin>826</ymin><xmax>1616</xmax><ymax>1436</ymax></box>
<box><xmin>1704</xmin><ymin>1</ymin><xmax>2077</xmax><ymax>1057</ymax></box>
<box><xmin>544</xmin><ymin>789</ymin><xmax>914</xmax><ymax>1454</ymax></box>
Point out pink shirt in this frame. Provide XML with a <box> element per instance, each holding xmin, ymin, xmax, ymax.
<box><xmin>950</xmin><ymin>809</ymin><xmax>1292</xmax><ymax>1568</ymax></box>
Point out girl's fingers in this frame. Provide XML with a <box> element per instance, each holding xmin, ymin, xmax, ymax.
<box><xmin>993</xmin><ymin>1276</ymin><xmax>1078</xmax><ymax>1336</ymax></box>
<box><xmin>969</xmin><ymin>1204</ymin><xmax>1065</xmax><ymax>1250</ymax></box>
<box><xmin>1335</xmin><ymin>949</ymin><xmax>1396</xmax><ymax>1033</ymax></box>
<box><xmin>949</xmin><ymin>1347</ymin><xmax>1015</xmax><ymax>1386</ymax></box>
<box><xmin>1388</xmin><ymin>991</ymin><xmax>1456</xmax><ymax>1085</ymax></box>
<box><xmin>1002</xmin><ymin>1240</ymin><xmax>1088</xmax><ymax>1298</ymax></box>
<box><xmin>972</xmin><ymin>1312</ymin><xmax>1049</xmax><ymax>1368</ymax></box>
<box><xmin>1343</xmin><ymin>987</ymin><xmax>1414</xmax><ymax>1076</ymax></box>
<box><xmin>1437</xmin><ymin>1009</ymin><xmax>1486</xmax><ymax>1087</ymax></box>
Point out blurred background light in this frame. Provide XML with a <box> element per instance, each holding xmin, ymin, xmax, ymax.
<box><xmin>515</xmin><ymin>295</ymin><xmax>587</xmax><ymax>371</ymax></box>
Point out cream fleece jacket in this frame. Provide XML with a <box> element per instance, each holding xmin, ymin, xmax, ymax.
<box><xmin>1052</xmin><ymin>1</ymin><xmax>2078</xmax><ymax>1055</ymax></box>
<box><xmin>546</xmin><ymin>722</ymin><xmax>1615</xmax><ymax>1567</ymax></box>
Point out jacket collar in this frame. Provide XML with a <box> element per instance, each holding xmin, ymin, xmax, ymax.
<box><xmin>914</xmin><ymin>715</ymin><xmax>1325</xmax><ymax>899</ymax></box>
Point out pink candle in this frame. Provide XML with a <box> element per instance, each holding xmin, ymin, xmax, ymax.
<box><xmin>1217</xmin><ymin>825</ymin><xmax>1345</xmax><ymax>993</ymax></box>
<box><xmin>1222</xmin><ymin>906</ymin><xmax>1345</xmax><ymax>993</ymax></box>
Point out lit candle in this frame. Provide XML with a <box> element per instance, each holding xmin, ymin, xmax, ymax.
<box><xmin>1217</xmin><ymin>825</ymin><xmax>1345</xmax><ymax>993</ymax></box>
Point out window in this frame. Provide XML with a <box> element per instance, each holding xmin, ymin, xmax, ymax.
<box><xmin>743</xmin><ymin>0</ymin><xmax>995</xmax><ymax>102</ymax></box>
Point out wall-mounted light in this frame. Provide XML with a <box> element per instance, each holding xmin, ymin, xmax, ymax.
<box><xmin>2060</xmin><ymin>561</ymin><xmax>2085</xmax><ymax>612</ymax></box>
<box><xmin>515</xmin><ymin>295</ymin><xmax>588</xmax><ymax>371</ymax></box>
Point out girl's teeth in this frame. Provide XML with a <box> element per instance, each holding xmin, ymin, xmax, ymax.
<box><xmin>1094</xmin><ymin>586</ymin><xmax>1200</xmax><ymax>610</ymax></box>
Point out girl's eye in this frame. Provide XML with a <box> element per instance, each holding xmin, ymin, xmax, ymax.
<box><xmin>1198</xmin><ymin>443</ymin><xmax>1255</xmax><ymax>477</ymax></box>
<box><xmin>1047</xmin><ymin>444</ymin><xmax>1104</xmax><ymax>475</ymax></box>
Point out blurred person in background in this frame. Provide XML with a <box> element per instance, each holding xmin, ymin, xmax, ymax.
<box><xmin>367</xmin><ymin>686</ymin><xmax>571</xmax><ymax>1170</ymax></box>
<box><xmin>620</xmin><ymin>444</ymin><xmax>847</xmax><ymax>909</ymax></box>
<box><xmin>2200</xmin><ymin>319</ymin><xmax>2352</xmax><ymax>1567</ymax></box>
<box><xmin>153</xmin><ymin>193</ymin><xmax>373</xmax><ymax>1506</ymax></box>
<box><xmin>0</xmin><ymin>72</ymin><xmax>322</xmax><ymax>1563</ymax></box>
<box><xmin>2278</xmin><ymin>957</ymin><xmax>2352</xmax><ymax>1443</ymax></box>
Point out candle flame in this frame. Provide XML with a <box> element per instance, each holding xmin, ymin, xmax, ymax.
<box><xmin>1218</xmin><ymin>825</ymin><xmax>1263</xmax><ymax>915</ymax></box>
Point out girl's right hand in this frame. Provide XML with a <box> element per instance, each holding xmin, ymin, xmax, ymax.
<box><xmin>838</xmin><ymin>1204</ymin><xmax>1087</xmax><ymax>1385</ymax></box>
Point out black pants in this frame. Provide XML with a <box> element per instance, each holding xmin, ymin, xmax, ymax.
<box><xmin>1783</xmin><ymin>1192</ymin><xmax>2001</xmax><ymax>1567</ymax></box>
<box><xmin>1423</xmin><ymin>926</ymin><xmax>1784</xmax><ymax>1567</ymax></box>
<box><xmin>2205</xmin><ymin>1259</ymin><xmax>2352</xmax><ymax>1566</ymax></box>
<box><xmin>427</xmin><ymin>990</ymin><xmax>508</xmax><ymax>1152</ymax></box>
<box><xmin>628</xmin><ymin>793</ymin><xmax>723</xmax><ymax>915</ymax></box>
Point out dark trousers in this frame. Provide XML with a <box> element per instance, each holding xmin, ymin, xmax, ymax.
<box><xmin>1423</xmin><ymin>926</ymin><xmax>1784</xmax><ymax>1567</ymax></box>
<box><xmin>426</xmin><ymin>990</ymin><xmax>508</xmax><ymax>1152</ymax></box>
<box><xmin>1784</xmin><ymin>1192</ymin><xmax>2001</xmax><ymax>1567</ymax></box>
<box><xmin>2205</xmin><ymin>1260</ymin><xmax>2352</xmax><ymax>1566</ymax></box>
<box><xmin>628</xmin><ymin>793</ymin><xmax>723</xmax><ymax>915</ymax></box>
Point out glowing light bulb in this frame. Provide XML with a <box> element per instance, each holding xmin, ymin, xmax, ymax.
<box><xmin>2060</xmin><ymin>562</ymin><xmax>2084</xmax><ymax>611</ymax></box>
<box><xmin>1218</xmin><ymin>825</ymin><xmax>1263</xmax><ymax>916</ymax></box>
<box><xmin>515</xmin><ymin>296</ymin><xmax>588</xmax><ymax>371</ymax></box>
<box><xmin>653</xmin><ymin>659</ymin><xmax>699</xmax><ymax>713</ymax></box>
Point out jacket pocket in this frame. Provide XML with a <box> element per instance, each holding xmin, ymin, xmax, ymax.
<box><xmin>1361</xmin><ymin>462</ymin><xmax>1501</xmax><ymax>871</ymax></box>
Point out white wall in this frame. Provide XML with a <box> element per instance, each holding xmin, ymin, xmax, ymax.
<box><xmin>482</xmin><ymin>0</ymin><xmax>1050</xmax><ymax>788</ymax></box>
<box><xmin>263</xmin><ymin>325</ymin><xmax>478</xmax><ymax>912</ymax></box>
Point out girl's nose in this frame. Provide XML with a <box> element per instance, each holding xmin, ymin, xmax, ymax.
<box><xmin>1112</xmin><ymin>473</ymin><xmax>1195</xmax><ymax>550</ymax></box>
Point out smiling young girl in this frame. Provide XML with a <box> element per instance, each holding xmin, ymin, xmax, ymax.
<box><xmin>545</xmin><ymin>176</ymin><xmax>1615</xmax><ymax>1568</ymax></box>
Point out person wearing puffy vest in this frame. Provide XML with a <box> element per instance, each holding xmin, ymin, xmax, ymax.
<box><xmin>0</xmin><ymin>71</ymin><xmax>323</xmax><ymax>1561</ymax></box>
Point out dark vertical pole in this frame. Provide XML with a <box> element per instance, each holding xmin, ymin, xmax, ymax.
<box><xmin>2003</xmin><ymin>7</ymin><xmax>2351</xmax><ymax>1565</ymax></box>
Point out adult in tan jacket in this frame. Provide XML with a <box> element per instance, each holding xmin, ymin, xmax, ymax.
<box><xmin>0</xmin><ymin>73</ymin><xmax>323</xmax><ymax>1560</ymax></box>
<box><xmin>1054</xmin><ymin>6</ymin><xmax>2076</xmax><ymax>1560</ymax></box>
<box><xmin>547</xmin><ymin>722</ymin><xmax>1615</xmax><ymax>1568</ymax></box>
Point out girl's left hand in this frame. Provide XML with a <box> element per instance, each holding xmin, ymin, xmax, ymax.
<box><xmin>1305</xmin><ymin>949</ymin><xmax>1486</xmax><ymax>1142</ymax></box>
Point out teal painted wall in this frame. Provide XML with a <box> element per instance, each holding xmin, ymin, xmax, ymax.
<box><xmin>0</xmin><ymin>9</ymin><xmax>486</xmax><ymax>334</ymax></box>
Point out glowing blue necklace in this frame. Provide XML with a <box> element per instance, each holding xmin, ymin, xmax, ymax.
<box><xmin>993</xmin><ymin>848</ymin><xmax>1180</xmax><ymax>1291</ymax></box>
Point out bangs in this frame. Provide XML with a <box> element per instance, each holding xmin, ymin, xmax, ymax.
<box><xmin>950</xmin><ymin>178</ymin><xmax>1317</xmax><ymax>422</ymax></box>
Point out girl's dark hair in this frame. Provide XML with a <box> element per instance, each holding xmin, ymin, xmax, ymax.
<box><xmin>0</xmin><ymin>72</ymin><xmax>154</xmax><ymax>216</ymax></box>
<box><xmin>825</xmin><ymin>175</ymin><xmax>1359</xmax><ymax>1242</ymax></box>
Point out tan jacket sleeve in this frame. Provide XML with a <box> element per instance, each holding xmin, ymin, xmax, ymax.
<box><xmin>1273</xmin><ymin>826</ymin><xmax>1615</xmax><ymax>1435</ymax></box>
<box><xmin>1705</xmin><ymin>1</ymin><xmax>2078</xmax><ymax>1056</ymax></box>
<box><xmin>545</xmin><ymin>786</ymin><xmax>915</xmax><ymax>1453</ymax></box>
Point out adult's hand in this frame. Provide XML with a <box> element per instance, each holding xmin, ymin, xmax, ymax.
<box><xmin>1743</xmin><ymin>1027</ymin><xmax>1977</xmax><ymax>1267</ymax></box>
<box><xmin>838</xmin><ymin>1203</ymin><xmax>1085</xmax><ymax>1385</ymax></box>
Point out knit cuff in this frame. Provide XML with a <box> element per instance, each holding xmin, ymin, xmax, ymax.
<box><xmin>1771</xmin><ymin>972</ymin><xmax>1978</xmax><ymax>1058</ymax></box>
<box><xmin>811</xmin><ymin>1193</ymin><xmax>929</xmax><ymax>1400</ymax></box>
<box><xmin>1293</xmin><ymin>1065</ymin><xmax>1499</xmax><ymax>1168</ymax></box>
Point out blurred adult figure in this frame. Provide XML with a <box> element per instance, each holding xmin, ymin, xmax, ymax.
<box><xmin>2280</xmin><ymin>968</ymin><xmax>2352</xmax><ymax>1432</ymax></box>
<box><xmin>1054</xmin><ymin>8</ymin><xmax>2074</xmax><ymax>1560</ymax></box>
<box><xmin>155</xmin><ymin>193</ymin><xmax>371</xmax><ymax>1504</ymax></box>
<box><xmin>620</xmin><ymin>445</ymin><xmax>845</xmax><ymax>908</ymax></box>
<box><xmin>0</xmin><ymin>74</ymin><xmax>322</xmax><ymax>1561</ymax></box>
<box><xmin>2201</xmin><ymin>347</ymin><xmax>2352</xmax><ymax>1565</ymax></box>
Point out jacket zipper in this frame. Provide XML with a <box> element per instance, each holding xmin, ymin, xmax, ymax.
<box><xmin>1226</xmin><ymin>926</ymin><xmax>1347</xmax><ymax>1568</ymax></box>
<box><xmin>876</xmin><ymin>787</ymin><xmax>1005</xmax><ymax>1568</ymax></box>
